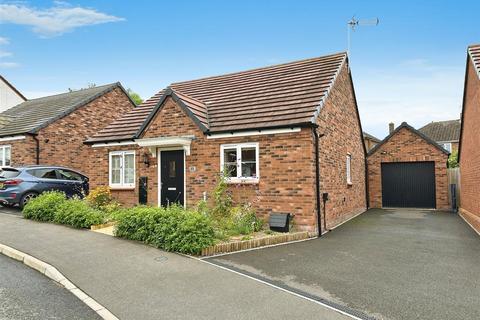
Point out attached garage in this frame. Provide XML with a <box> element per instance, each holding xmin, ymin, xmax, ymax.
<box><xmin>367</xmin><ymin>122</ymin><xmax>450</xmax><ymax>210</ymax></box>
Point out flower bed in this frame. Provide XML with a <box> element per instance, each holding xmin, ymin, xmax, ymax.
<box><xmin>201</xmin><ymin>231</ymin><xmax>315</xmax><ymax>256</ymax></box>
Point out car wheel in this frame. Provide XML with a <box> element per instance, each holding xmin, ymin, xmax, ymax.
<box><xmin>19</xmin><ymin>192</ymin><xmax>38</xmax><ymax>209</ymax></box>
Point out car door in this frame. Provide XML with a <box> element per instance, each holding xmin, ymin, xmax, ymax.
<box><xmin>27</xmin><ymin>168</ymin><xmax>65</xmax><ymax>193</ymax></box>
<box><xmin>56</xmin><ymin>169</ymin><xmax>88</xmax><ymax>197</ymax></box>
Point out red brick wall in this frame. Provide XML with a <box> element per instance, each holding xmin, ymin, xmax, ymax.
<box><xmin>8</xmin><ymin>87</ymin><xmax>134</xmax><ymax>173</ymax></box>
<box><xmin>459</xmin><ymin>58</ymin><xmax>480</xmax><ymax>232</ymax></box>
<box><xmin>317</xmin><ymin>63</ymin><xmax>367</xmax><ymax>228</ymax></box>
<box><xmin>6</xmin><ymin>136</ymin><xmax>37</xmax><ymax>165</ymax></box>
<box><xmin>367</xmin><ymin>127</ymin><xmax>449</xmax><ymax>210</ymax></box>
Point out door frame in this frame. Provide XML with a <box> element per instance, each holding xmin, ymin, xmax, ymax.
<box><xmin>157</xmin><ymin>147</ymin><xmax>186</xmax><ymax>208</ymax></box>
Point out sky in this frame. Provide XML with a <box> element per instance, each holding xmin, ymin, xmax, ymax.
<box><xmin>0</xmin><ymin>0</ymin><xmax>478</xmax><ymax>139</ymax></box>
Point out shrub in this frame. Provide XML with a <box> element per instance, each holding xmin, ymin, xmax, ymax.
<box><xmin>114</xmin><ymin>205</ymin><xmax>215</xmax><ymax>254</ymax></box>
<box><xmin>23</xmin><ymin>191</ymin><xmax>66</xmax><ymax>222</ymax></box>
<box><xmin>85</xmin><ymin>186</ymin><xmax>113</xmax><ymax>209</ymax></box>
<box><xmin>211</xmin><ymin>173</ymin><xmax>232</xmax><ymax>218</ymax></box>
<box><xmin>54</xmin><ymin>199</ymin><xmax>104</xmax><ymax>228</ymax></box>
<box><xmin>230</xmin><ymin>204</ymin><xmax>263</xmax><ymax>235</ymax></box>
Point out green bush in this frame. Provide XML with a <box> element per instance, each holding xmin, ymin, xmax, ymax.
<box><xmin>23</xmin><ymin>191</ymin><xmax>66</xmax><ymax>222</ymax></box>
<box><xmin>231</xmin><ymin>204</ymin><xmax>264</xmax><ymax>235</ymax></box>
<box><xmin>114</xmin><ymin>205</ymin><xmax>215</xmax><ymax>254</ymax></box>
<box><xmin>54</xmin><ymin>199</ymin><xmax>104</xmax><ymax>228</ymax></box>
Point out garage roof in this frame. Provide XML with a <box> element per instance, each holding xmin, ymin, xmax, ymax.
<box><xmin>87</xmin><ymin>52</ymin><xmax>348</xmax><ymax>143</ymax></box>
<box><xmin>367</xmin><ymin>122</ymin><xmax>449</xmax><ymax>156</ymax></box>
<box><xmin>0</xmin><ymin>83</ymin><xmax>128</xmax><ymax>137</ymax></box>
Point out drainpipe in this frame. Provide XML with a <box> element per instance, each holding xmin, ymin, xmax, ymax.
<box><xmin>31</xmin><ymin>134</ymin><xmax>40</xmax><ymax>165</ymax></box>
<box><xmin>312</xmin><ymin>125</ymin><xmax>324</xmax><ymax>237</ymax></box>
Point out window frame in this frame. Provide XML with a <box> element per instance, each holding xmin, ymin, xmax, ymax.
<box><xmin>0</xmin><ymin>145</ymin><xmax>11</xmax><ymax>167</ymax></box>
<box><xmin>346</xmin><ymin>154</ymin><xmax>352</xmax><ymax>185</ymax></box>
<box><xmin>220</xmin><ymin>142</ymin><xmax>260</xmax><ymax>183</ymax></box>
<box><xmin>442</xmin><ymin>142</ymin><xmax>452</xmax><ymax>152</ymax></box>
<box><xmin>109</xmin><ymin>150</ymin><xmax>135</xmax><ymax>188</ymax></box>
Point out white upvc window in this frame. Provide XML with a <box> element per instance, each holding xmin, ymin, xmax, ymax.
<box><xmin>0</xmin><ymin>145</ymin><xmax>11</xmax><ymax>167</ymax></box>
<box><xmin>109</xmin><ymin>151</ymin><xmax>135</xmax><ymax>188</ymax></box>
<box><xmin>220</xmin><ymin>143</ymin><xmax>259</xmax><ymax>183</ymax></box>
<box><xmin>442</xmin><ymin>143</ymin><xmax>452</xmax><ymax>152</ymax></box>
<box><xmin>346</xmin><ymin>154</ymin><xmax>352</xmax><ymax>185</ymax></box>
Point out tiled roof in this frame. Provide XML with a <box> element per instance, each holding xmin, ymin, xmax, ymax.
<box><xmin>88</xmin><ymin>52</ymin><xmax>347</xmax><ymax>143</ymax></box>
<box><xmin>418</xmin><ymin>119</ymin><xmax>461</xmax><ymax>142</ymax></box>
<box><xmin>363</xmin><ymin>131</ymin><xmax>381</xmax><ymax>143</ymax></box>
<box><xmin>0</xmin><ymin>83</ymin><xmax>123</xmax><ymax>137</ymax></box>
<box><xmin>468</xmin><ymin>44</ymin><xmax>480</xmax><ymax>79</ymax></box>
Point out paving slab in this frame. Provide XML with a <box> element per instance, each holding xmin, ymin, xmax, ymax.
<box><xmin>0</xmin><ymin>210</ymin><xmax>351</xmax><ymax>320</ymax></box>
<box><xmin>208</xmin><ymin>208</ymin><xmax>480</xmax><ymax>320</ymax></box>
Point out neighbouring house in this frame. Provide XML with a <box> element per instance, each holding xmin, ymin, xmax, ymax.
<box><xmin>458</xmin><ymin>44</ymin><xmax>480</xmax><ymax>233</ymax></box>
<box><xmin>0</xmin><ymin>83</ymin><xmax>135</xmax><ymax>171</ymax></box>
<box><xmin>419</xmin><ymin>119</ymin><xmax>461</xmax><ymax>153</ymax></box>
<box><xmin>85</xmin><ymin>52</ymin><xmax>367</xmax><ymax>232</ymax></box>
<box><xmin>363</xmin><ymin>131</ymin><xmax>381</xmax><ymax>151</ymax></box>
<box><xmin>367</xmin><ymin>122</ymin><xmax>449</xmax><ymax>210</ymax></box>
<box><xmin>0</xmin><ymin>75</ymin><xmax>26</xmax><ymax>113</ymax></box>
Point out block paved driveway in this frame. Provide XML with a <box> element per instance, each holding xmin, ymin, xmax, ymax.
<box><xmin>207</xmin><ymin>208</ymin><xmax>480</xmax><ymax>320</ymax></box>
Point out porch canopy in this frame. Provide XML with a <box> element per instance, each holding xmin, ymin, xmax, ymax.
<box><xmin>134</xmin><ymin>135</ymin><xmax>194</xmax><ymax>156</ymax></box>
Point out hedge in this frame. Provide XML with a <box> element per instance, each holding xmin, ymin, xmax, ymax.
<box><xmin>23</xmin><ymin>191</ymin><xmax>67</xmax><ymax>222</ymax></box>
<box><xmin>54</xmin><ymin>199</ymin><xmax>104</xmax><ymax>228</ymax></box>
<box><xmin>114</xmin><ymin>205</ymin><xmax>215</xmax><ymax>254</ymax></box>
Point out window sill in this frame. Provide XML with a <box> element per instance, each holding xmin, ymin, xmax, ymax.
<box><xmin>347</xmin><ymin>182</ymin><xmax>353</xmax><ymax>186</ymax></box>
<box><xmin>109</xmin><ymin>186</ymin><xmax>135</xmax><ymax>191</ymax></box>
<box><xmin>226</xmin><ymin>178</ymin><xmax>259</xmax><ymax>185</ymax></box>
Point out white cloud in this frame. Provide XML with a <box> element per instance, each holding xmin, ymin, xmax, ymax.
<box><xmin>0</xmin><ymin>62</ymin><xmax>19</xmax><ymax>68</ymax></box>
<box><xmin>0</xmin><ymin>50</ymin><xmax>12</xmax><ymax>58</ymax></box>
<box><xmin>0</xmin><ymin>37</ymin><xmax>9</xmax><ymax>45</ymax></box>
<box><xmin>354</xmin><ymin>59</ymin><xmax>464</xmax><ymax>139</ymax></box>
<box><xmin>0</xmin><ymin>3</ymin><xmax>124</xmax><ymax>37</ymax></box>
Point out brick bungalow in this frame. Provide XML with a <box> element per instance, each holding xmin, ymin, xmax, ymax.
<box><xmin>458</xmin><ymin>44</ymin><xmax>480</xmax><ymax>233</ymax></box>
<box><xmin>0</xmin><ymin>83</ymin><xmax>135</xmax><ymax>172</ymax></box>
<box><xmin>367</xmin><ymin>122</ymin><xmax>449</xmax><ymax>210</ymax></box>
<box><xmin>85</xmin><ymin>52</ymin><xmax>367</xmax><ymax>233</ymax></box>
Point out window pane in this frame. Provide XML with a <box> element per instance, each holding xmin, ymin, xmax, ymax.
<box><xmin>169</xmin><ymin>160</ymin><xmax>176</xmax><ymax>178</ymax></box>
<box><xmin>241</xmin><ymin>147</ymin><xmax>256</xmax><ymax>162</ymax></box>
<box><xmin>30</xmin><ymin>169</ymin><xmax>57</xmax><ymax>179</ymax></box>
<box><xmin>241</xmin><ymin>162</ymin><xmax>256</xmax><ymax>177</ymax></box>
<box><xmin>124</xmin><ymin>154</ymin><xmax>135</xmax><ymax>184</ymax></box>
<box><xmin>58</xmin><ymin>170</ymin><xmax>83</xmax><ymax>181</ymax></box>
<box><xmin>111</xmin><ymin>155</ymin><xmax>122</xmax><ymax>184</ymax></box>
<box><xmin>224</xmin><ymin>148</ymin><xmax>237</xmax><ymax>162</ymax></box>
<box><xmin>224</xmin><ymin>163</ymin><xmax>237</xmax><ymax>177</ymax></box>
<box><xmin>4</xmin><ymin>147</ymin><xmax>10</xmax><ymax>166</ymax></box>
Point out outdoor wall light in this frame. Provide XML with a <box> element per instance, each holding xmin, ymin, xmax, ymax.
<box><xmin>143</xmin><ymin>153</ymin><xmax>150</xmax><ymax>167</ymax></box>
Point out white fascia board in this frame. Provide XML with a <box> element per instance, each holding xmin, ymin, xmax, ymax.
<box><xmin>91</xmin><ymin>141</ymin><xmax>137</xmax><ymax>148</ymax></box>
<box><xmin>207</xmin><ymin>127</ymin><xmax>301</xmax><ymax>139</ymax></box>
<box><xmin>0</xmin><ymin>135</ymin><xmax>26</xmax><ymax>142</ymax></box>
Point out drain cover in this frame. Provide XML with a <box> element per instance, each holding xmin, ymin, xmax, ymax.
<box><xmin>154</xmin><ymin>256</ymin><xmax>168</xmax><ymax>262</ymax></box>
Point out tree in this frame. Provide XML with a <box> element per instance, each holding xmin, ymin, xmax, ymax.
<box><xmin>448</xmin><ymin>150</ymin><xmax>459</xmax><ymax>168</ymax></box>
<box><xmin>127</xmin><ymin>88</ymin><xmax>143</xmax><ymax>105</ymax></box>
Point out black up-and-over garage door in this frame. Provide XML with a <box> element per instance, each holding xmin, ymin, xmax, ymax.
<box><xmin>381</xmin><ymin>162</ymin><xmax>436</xmax><ymax>208</ymax></box>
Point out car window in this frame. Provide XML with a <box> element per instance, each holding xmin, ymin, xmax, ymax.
<box><xmin>0</xmin><ymin>169</ymin><xmax>20</xmax><ymax>178</ymax></box>
<box><xmin>57</xmin><ymin>169</ymin><xmax>84</xmax><ymax>181</ymax></box>
<box><xmin>28</xmin><ymin>168</ymin><xmax>59</xmax><ymax>179</ymax></box>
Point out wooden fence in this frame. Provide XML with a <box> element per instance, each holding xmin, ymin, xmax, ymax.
<box><xmin>447</xmin><ymin>168</ymin><xmax>460</xmax><ymax>208</ymax></box>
